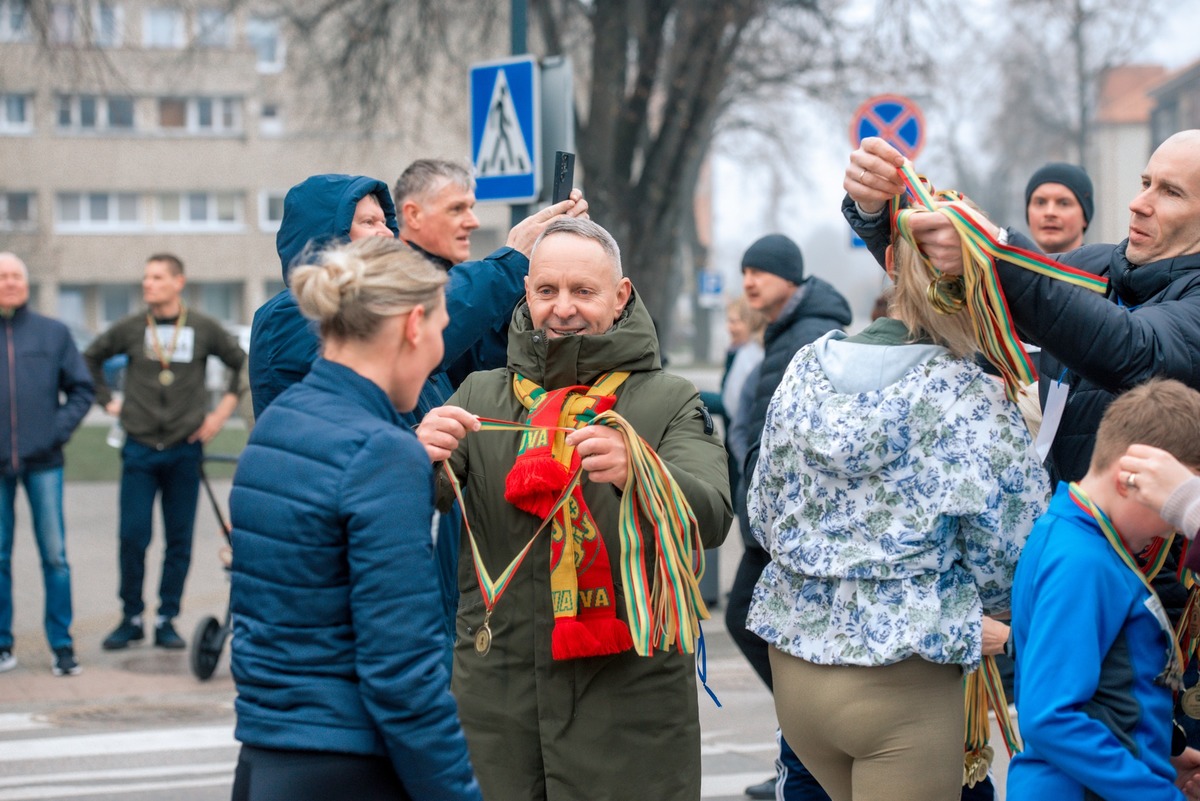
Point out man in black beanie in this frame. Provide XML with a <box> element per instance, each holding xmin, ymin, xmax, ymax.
<box><xmin>729</xmin><ymin>233</ymin><xmax>851</xmax><ymax>801</ymax></box>
<box><xmin>1025</xmin><ymin>162</ymin><xmax>1094</xmax><ymax>254</ymax></box>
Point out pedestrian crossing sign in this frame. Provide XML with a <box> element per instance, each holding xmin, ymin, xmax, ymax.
<box><xmin>470</xmin><ymin>56</ymin><xmax>541</xmax><ymax>203</ymax></box>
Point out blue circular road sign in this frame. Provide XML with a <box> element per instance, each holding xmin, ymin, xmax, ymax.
<box><xmin>850</xmin><ymin>94</ymin><xmax>925</xmax><ymax>160</ymax></box>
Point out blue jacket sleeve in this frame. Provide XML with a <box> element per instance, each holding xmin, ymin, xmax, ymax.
<box><xmin>440</xmin><ymin>246</ymin><xmax>528</xmax><ymax>371</ymax></box>
<box><xmin>841</xmin><ymin>193</ymin><xmax>891</xmax><ymax>268</ymax></box>
<box><xmin>54</xmin><ymin>328</ymin><xmax>94</xmax><ymax>447</ymax></box>
<box><xmin>1016</xmin><ymin>535</ymin><xmax>1180</xmax><ymax>800</ymax></box>
<box><xmin>342</xmin><ymin>431</ymin><xmax>482</xmax><ymax>801</ymax></box>
<box><xmin>996</xmin><ymin>234</ymin><xmax>1200</xmax><ymax>395</ymax></box>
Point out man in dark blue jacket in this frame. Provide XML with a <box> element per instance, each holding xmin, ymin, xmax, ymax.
<box><xmin>845</xmin><ymin>130</ymin><xmax>1200</xmax><ymax>486</ymax></box>
<box><xmin>249</xmin><ymin>174</ymin><xmax>587</xmax><ymax>654</ymax></box>
<box><xmin>0</xmin><ymin>252</ymin><xmax>94</xmax><ymax>677</ymax></box>
<box><xmin>728</xmin><ymin>234</ymin><xmax>851</xmax><ymax>801</ymax></box>
<box><xmin>393</xmin><ymin>159</ymin><xmax>507</xmax><ymax>386</ymax></box>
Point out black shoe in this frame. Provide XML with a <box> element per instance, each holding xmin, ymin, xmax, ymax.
<box><xmin>745</xmin><ymin>776</ymin><xmax>777</xmax><ymax>800</ymax></box>
<box><xmin>52</xmin><ymin>646</ymin><xmax>81</xmax><ymax>677</ymax></box>
<box><xmin>102</xmin><ymin>617</ymin><xmax>144</xmax><ymax>650</ymax></box>
<box><xmin>154</xmin><ymin>620</ymin><xmax>186</xmax><ymax>649</ymax></box>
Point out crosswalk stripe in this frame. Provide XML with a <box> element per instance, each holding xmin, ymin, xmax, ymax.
<box><xmin>0</xmin><ymin>726</ymin><xmax>234</xmax><ymax>762</ymax></box>
<box><xmin>0</xmin><ymin>762</ymin><xmax>235</xmax><ymax>789</ymax></box>
<box><xmin>0</xmin><ymin>776</ymin><xmax>230</xmax><ymax>801</ymax></box>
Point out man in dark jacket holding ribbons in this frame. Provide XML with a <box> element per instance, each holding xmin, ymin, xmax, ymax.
<box><xmin>417</xmin><ymin>217</ymin><xmax>732</xmax><ymax>801</ymax></box>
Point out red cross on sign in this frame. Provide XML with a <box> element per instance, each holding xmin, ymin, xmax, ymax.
<box><xmin>849</xmin><ymin>94</ymin><xmax>925</xmax><ymax>161</ymax></box>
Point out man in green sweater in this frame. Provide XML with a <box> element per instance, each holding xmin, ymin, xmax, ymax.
<box><xmin>85</xmin><ymin>254</ymin><xmax>244</xmax><ymax>650</ymax></box>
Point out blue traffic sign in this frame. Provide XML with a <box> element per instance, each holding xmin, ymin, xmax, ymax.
<box><xmin>470</xmin><ymin>56</ymin><xmax>540</xmax><ymax>203</ymax></box>
<box><xmin>849</xmin><ymin>94</ymin><xmax>925</xmax><ymax>160</ymax></box>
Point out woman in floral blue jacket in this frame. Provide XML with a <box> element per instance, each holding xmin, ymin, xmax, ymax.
<box><xmin>746</xmin><ymin>235</ymin><xmax>1050</xmax><ymax>801</ymax></box>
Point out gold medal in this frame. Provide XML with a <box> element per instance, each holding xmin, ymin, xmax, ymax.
<box><xmin>474</xmin><ymin>624</ymin><xmax>492</xmax><ymax>656</ymax></box>
<box><xmin>159</xmin><ymin>369</ymin><xmax>175</xmax><ymax>386</ymax></box>
<box><xmin>1182</xmin><ymin>686</ymin><xmax>1200</xmax><ymax>720</ymax></box>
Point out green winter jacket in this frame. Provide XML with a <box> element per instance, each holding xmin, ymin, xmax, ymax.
<box><xmin>439</xmin><ymin>289</ymin><xmax>732</xmax><ymax>801</ymax></box>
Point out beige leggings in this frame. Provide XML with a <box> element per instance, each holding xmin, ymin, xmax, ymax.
<box><xmin>769</xmin><ymin>648</ymin><xmax>965</xmax><ymax>801</ymax></box>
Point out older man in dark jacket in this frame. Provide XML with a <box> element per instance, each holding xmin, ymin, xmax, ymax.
<box><xmin>417</xmin><ymin>218</ymin><xmax>732</xmax><ymax>801</ymax></box>
<box><xmin>725</xmin><ymin>234</ymin><xmax>851</xmax><ymax>800</ymax></box>
<box><xmin>0</xmin><ymin>252</ymin><xmax>93</xmax><ymax>677</ymax></box>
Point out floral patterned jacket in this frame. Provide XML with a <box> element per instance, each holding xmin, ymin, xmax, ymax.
<box><xmin>747</xmin><ymin>322</ymin><xmax>1050</xmax><ymax>672</ymax></box>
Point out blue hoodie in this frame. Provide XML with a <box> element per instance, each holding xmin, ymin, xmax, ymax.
<box><xmin>249</xmin><ymin>174</ymin><xmax>399</xmax><ymax>418</ymax></box>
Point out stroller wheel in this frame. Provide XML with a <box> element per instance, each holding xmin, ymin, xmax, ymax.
<box><xmin>190</xmin><ymin>616</ymin><xmax>225</xmax><ymax>681</ymax></box>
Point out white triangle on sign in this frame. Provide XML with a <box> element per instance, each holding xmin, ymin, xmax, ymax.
<box><xmin>475</xmin><ymin>68</ymin><xmax>533</xmax><ymax>177</ymax></box>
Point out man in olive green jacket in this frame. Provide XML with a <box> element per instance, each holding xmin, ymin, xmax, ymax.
<box><xmin>418</xmin><ymin>217</ymin><xmax>732</xmax><ymax>801</ymax></box>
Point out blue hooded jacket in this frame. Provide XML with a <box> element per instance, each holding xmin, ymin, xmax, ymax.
<box><xmin>249</xmin><ymin>174</ymin><xmax>399</xmax><ymax>419</ymax></box>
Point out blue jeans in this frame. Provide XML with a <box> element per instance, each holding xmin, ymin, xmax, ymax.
<box><xmin>118</xmin><ymin>440</ymin><xmax>202</xmax><ymax>620</ymax></box>
<box><xmin>0</xmin><ymin>467</ymin><xmax>73</xmax><ymax>650</ymax></box>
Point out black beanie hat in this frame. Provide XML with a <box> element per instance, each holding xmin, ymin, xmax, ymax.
<box><xmin>1024</xmin><ymin>163</ymin><xmax>1094</xmax><ymax>229</ymax></box>
<box><xmin>741</xmin><ymin>234</ymin><xmax>804</xmax><ymax>285</ymax></box>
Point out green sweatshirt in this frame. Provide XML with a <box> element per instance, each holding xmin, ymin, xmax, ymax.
<box><xmin>84</xmin><ymin>307</ymin><xmax>245</xmax><ymax>449</ymax></box>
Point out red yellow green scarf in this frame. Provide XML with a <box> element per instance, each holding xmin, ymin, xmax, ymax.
<box><xmin>506</xmin><ymin>371</ymin><xmax>635</xmax><ymax>660</ymax></box>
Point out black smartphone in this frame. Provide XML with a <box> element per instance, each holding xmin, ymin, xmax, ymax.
<box><xmin>552</xmin><ymin>151</ymin><xmax>575</xmax><ymax>204</ymax></box>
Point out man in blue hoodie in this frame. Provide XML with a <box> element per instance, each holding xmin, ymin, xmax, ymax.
<box><xmin>249</xmin><ymin>173</ymin><xmax>587</xmax><ymax>653</ymax></box>
<box><xmin>0</xmin><ymin>253</ymin><xmax>94</xmax><ymax>677</ymax></box>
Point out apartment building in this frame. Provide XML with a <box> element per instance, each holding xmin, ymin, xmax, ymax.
<box><xmin>0</xmin><ymin>0</ymin><xmax>508</xmax><ymax>336</ymax></box>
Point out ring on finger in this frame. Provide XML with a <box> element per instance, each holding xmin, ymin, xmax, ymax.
<box><xmin>1126</xmin><ymin>472</ymin><xmax>1137</xmax><ymax>489</ymax></box>
<box><xmin>858</xmin><ymin>168</ymin><xmax>867</xmax><ymax>182</ymax></box>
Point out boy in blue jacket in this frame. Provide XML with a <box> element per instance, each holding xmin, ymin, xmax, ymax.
<box><xmin>1010</xmin><ymin>378</ymin><xmax>1200</xmax><ymax>800</ymax></box>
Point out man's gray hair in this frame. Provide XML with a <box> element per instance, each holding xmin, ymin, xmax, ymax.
<box><xmin>393</xmin><ymin>159</ymin><xmax>475</xmax><ymax>204</ymax></box>
<box><xmin>0</xmin><ymin>252</ymin><xmax>28</xmax><ymax>278</ymax></box>
<box><xmin>531</xmin><ymin>217</ymin><xmax>623</xmax><ymax>278</ymax></box>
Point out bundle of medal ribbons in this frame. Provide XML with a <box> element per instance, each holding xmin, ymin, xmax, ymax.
<box><xmin>442</xmin><ymin>408</ymin><xmax>709</xmax><ymax>661</ymax></box>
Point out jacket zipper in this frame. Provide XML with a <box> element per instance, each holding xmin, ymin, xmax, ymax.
<box><xmin>5</xmin><ymin>317</ymin><xmax>17</xmax><ymax>472</ymax></box>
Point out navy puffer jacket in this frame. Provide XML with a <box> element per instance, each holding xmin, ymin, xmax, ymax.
<box><xmin>230</xmin><ymin>358</ymin><xmax>482</xmax><ymax>801</ymax></box>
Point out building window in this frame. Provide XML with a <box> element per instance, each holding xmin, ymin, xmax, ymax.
<box><xmin>156</xmin><ymin>191</ymin><xmax>243</xmax><ymax>231</ymax></box>
<box><xmin>195</xmin><ymin>8</ymin><xmax>230</xmax><ymax>47</ymax></box>
<box><xmin>92</xmin><ymin>2</ymin><xmax>122</xmax><ymax>47</ymax></box>
<box><xmin>1</xmin><ymin>93</ymin><xmax>31</xmax><ymax>133</ymax></box>
<box><xmin>56</xmin><ymin>192</ymin><xmax>142</xmax><ymax>231</ymax></box>
<box><xmin>259</xmin><ymin>102</ymin><xmax>282</xmax><ymax>136</ymax></box>
<box><xmin>79</xmin><ymin>95</ymin><xmax>98</xmax><ymax>128</ymax></box>
<box><xmin>0</xmin><ymin>191</ymin><xmax>35</xmax><ymax>230</ymax></box>
<box><xmin>156</xmin><ymin>96</ymin><xmax>241</xmax><ymax>134</ymax></box>
<box><xmin>108</xmin><ymin>96</ymin><xmax>134</xmax><ymax>128</ymax></box>
<box><xmin>50</xmin><ymin>2</ymin><xmax>77</xmax><ymax>44</ymax></box>
<box><xmin>189</xmin><ymin>282</ymin><xmax>242</xmax><ymax>324</ymax></box>
<box><xmin>0</xmin><ymin>0</ymin><xmax>30</xmax><ymax>42</ymax></box>
<box><xmin>143</xmin><ymin>7</ymin><xmax>183</xmax><ymax>48</ymax></box>
<box><xmin>246</xmin><ymin>17</ymin><xmax>283</xmax><ymax>73</ymax></box>
<box><xmin>258</xmin><ymin>190</ymin><xmax>286</xmax><ymax>231</ymax></box>
<box><xmin>100</xmin><ymin>284</ymin><xmax>139</xmax><ymax>326</ymax></box>
<box><xmin>158</xmin><ymin>97</ymin><xmax>186</xmax><ymax>128</ymax></box>
<box><xmin>56</xmin><ymin>95</ymin><xmax>136</xmax><ymax>132</ymax></box>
